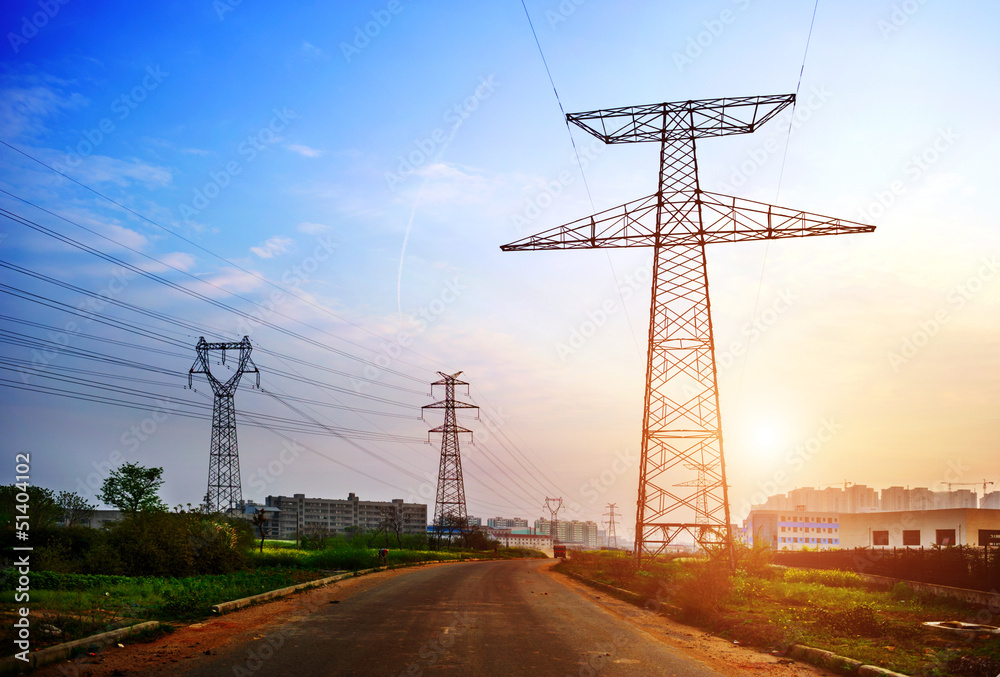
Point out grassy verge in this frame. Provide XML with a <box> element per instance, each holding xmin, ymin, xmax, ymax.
<box><xmin>557</xmin><ymin>551</ymin><xmax>1000</xmax><ymax>676</ymax></box>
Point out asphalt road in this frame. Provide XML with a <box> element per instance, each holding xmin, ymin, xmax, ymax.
<box><xmin>180</xmin><ymin>558</ymin><xmax>725</xmax><ymax>677</ymax></box>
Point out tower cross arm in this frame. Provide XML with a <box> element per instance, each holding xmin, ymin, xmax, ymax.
<box><xmin>694</xmin><ymin>191</ymin><xmax>875</xmax><ymax>244</ymax></box>
<box><xmin>501</xmin><ymin>191</ymin><xmax>874</xmax><ymax>252</ymax></box>
<box><xmin>568</xmin><ymin>94</ymin><xmax>795</xmax><ymax>144</ymax></box>
<box><xmin>501</xmin><ymin>193</ymin><xmax>659</xmax><ymax>251</ymax></box>
<box><xmin>422</xmin><ymin>400</ymin><xmax>479</xmax><ymax>411</ymax></box>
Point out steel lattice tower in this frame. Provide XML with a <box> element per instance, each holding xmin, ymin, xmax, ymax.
<box><xmin>544</xmin><ymin>497</ymin><xmax>563</xmax><ymax>544</ymax></box>
<box><xmin>423</xmin><ymin>371</ymin><xmax>478</xmax><ymax>539</ymax></box>
<box><xmin>503</xmin><ymin>94</ymin><xmax>875</xmax><ymax>566</ymax></box>
<box><xmin>189</xmin><ymin>336</ymin><xmax>259</xmax><ymax>513</ymax></box>
<box><xmin>604</xmin><ymin>503</ymin><xmax>620</xmax><ymax>549</ymax></box>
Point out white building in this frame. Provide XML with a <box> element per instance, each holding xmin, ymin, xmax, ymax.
<box><xmin>743</xmin><ymin>507</ymin><xmax>1000</xmax><ymax>550</ymax></box>
<box><xmin>742</xmin><ymin>509</ymin><xmax>841</xmax><ymax>551</ymax></box>
<box><xmin>264</xmin><ymin>493</ymin><xmax>426</xmax><ymax>539</ymax></box>
<box><xmin>534</xmin><ymin>518</ymin><xmax>600</xmax><ymax>548</ymax></box>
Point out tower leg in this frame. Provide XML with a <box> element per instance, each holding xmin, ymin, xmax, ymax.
<box><xmin>634</xmin><ymin>242</ymin><xmax>733</xmax><ymax>565</ymax></box>
<box><xmin>207</xmin><ymin>394</ymin><xmax>242</xmax><ymax>513</ymax></box>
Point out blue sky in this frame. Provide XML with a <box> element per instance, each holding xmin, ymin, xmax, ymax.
<box><xmin>1</xmin><ymin>1</ymin><xmax>998</xmax><ymax>538</ymax></box>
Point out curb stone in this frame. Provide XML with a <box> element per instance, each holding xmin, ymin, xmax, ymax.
<box><xmin>557</xmin><ymin>569</ymin><xmax>913</xmax><ymax>677</ymax></box>
<box><xmin>0</xmin><ymin>621</ymin><xmax>159</xmax><ymax>676</ymax></box>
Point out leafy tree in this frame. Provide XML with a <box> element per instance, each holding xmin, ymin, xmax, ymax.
<box><xmin>0</xmin><ymin>485</ymin><xmax>62</xmax><ymax>532</ymax></box>
<box><xmin>97</xmin><ymin>462</ymin><xmax>167</xmax><ymax>513</ymax></box>
<box><xmin>57</xmin><ymin>490</ymin><xmax>96</xmax><ymax>527</ymax></box>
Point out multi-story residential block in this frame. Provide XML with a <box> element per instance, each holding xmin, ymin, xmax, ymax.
<box><xmin>264</xmin><ymin>493</ymin><xmax>426</xmax><ymax>540</ymax></box>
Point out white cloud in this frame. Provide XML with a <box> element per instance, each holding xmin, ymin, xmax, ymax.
<box><xmin>250</xmin><ymin>236</ymin><xmax>295</xmax><ymax>259</ymax></box>
<box><xmin>0</xmin><ymin>79</ymin><xmax>87</xmax><ymax>140</ymax></box>
<box><xmin>297</xmin><ymin>221</ymin><xmax>331</xmax><ymax>234</ymax></box>
<box><xmin>285</xmin><ymin>144</ymin><xmax>324</xmax><ymax>158</ymax></box>
<box><xmin>58</xmin><ymin>154</ymin><xmax>172</xmax><ymax>188</ymax></box>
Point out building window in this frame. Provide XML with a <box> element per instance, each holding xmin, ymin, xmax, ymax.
<box><xmin>936</xmin><ymin>529</ymin><xmax>956</xmax><ymax>546</ymax></box>
<box><xmin>978</xmin><ymin>529</ymin><xmax>1000</xmax><ymax>546</ymax></box>
<box><xmin>902</xmin><ymin>530</ymin><xmax>920</xmax><ymax>546</ymax></box>
<box><xmin>873</xmin><ymin>530</ymin><xmax>889</xmax><ymax>546</ymax></box>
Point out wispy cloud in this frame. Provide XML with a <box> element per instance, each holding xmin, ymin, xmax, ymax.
<box><xmin>297</xmin><ymin>221</ymin><xmax>330</xmax><ymax>234</ymax></box>
<box><xmin>0</xmin><ymin>79</ymin><xmax>87</xmax><ymax>140</ymax></box>
<box><xmin>285</xmin><ymin>143</ymin><xmax>324</xmax><ymax>158</ymax></box>
<box><xmin>250</xmin><ymin>236</ymin><xmax>295</xmax><ymax>259</ymax></box>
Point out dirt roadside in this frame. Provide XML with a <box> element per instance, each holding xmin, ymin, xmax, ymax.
<box><xmin>542</xmin><ymin>560</ymin><xmax>839</xmax><ymax>677</ymax></box>
<box><xmin>32</xmin><ymin>560</ymin><xmax>840</xmax><ymax>676</ymax></box>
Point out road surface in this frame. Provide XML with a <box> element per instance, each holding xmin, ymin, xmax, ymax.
<box><xmin>37</xmin><ymin>559</ymin><xmax>829</xmax><ymax>677</ymax></box>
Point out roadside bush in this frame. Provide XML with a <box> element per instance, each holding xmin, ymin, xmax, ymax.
<box><xmin>673</xmin><ymin>560</ymin><xmax>732</xmax><ymax>619</ymax></box>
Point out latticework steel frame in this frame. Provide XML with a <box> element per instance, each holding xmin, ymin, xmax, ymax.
<box><xmin>502</xmin><ymin>94</ymin><xmax>875</xmax><ymax>566</ymax></box>
<box><xmin>423</xmin><ymin>371</ymin><xmax>478</xmax><ymax>538</ymax></box>
<box><xmin>189</xmin><ymin>336</ymin><xmax>259</xmax><ymax>513</ymax></box>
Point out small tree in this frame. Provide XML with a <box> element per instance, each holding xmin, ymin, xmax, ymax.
<box><xmin>251</xmin><ymin>508</ymin><xmax>269</xmax><ymax>554</ymax></box>
<box><xmin>97</xmin><ymin>462</ymin><xmax>167</xmax><ymax>513</ymax></box>
<box><xmin>378</xmin><ymin>505</ymin><xmax>404</xmax><ymax>548</ymax></box>
<box><xmin>57</xmin><ymin>490</ymin><xmax>96</xmax><ymax>527</ymax></box>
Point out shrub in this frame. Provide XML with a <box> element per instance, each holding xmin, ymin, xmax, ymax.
<box><xmin>673</xmin><ymin>560</ymin><xmax>733</xmax><ymax>619</ymax></box>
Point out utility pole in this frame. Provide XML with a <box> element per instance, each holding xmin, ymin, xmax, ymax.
<box><xmin>604</xmin><ymin>503</ymin><xmax>620</xmax><ymax>549</ymax></box>
<box><xmin>503</xmin><ymin>93</ymin><xmax>875</xmax><ymax>568</ymax></box>
<box><xmin>545</xmin><ymin>497</ymin><xmax>563</xmax><ymax>545</ymax></box>
<box><xmin>423</xmin><ymin>372</ymin><xmax>478</xmax><ymax>545</ymax></box>
<box><xmin>189</xmin><ymin>336</ymin><xmax>259</xmax><ymax>513</ymax></box>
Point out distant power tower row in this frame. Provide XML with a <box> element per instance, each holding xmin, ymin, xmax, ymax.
<box><xmin>545</xmin><ymin>497</ymin><xmax>563</xmax><ymax>544</ymax></box>
<box><xmin>423</xmin><ymin>371</ymin><xmax>478</xmax><ymax>538</ymax></box>
<box><xmin>503</xmin><ymin>93</ymin><xmax>874</xmax><ymax>566</ymax></box>
<box><xmin>604</xmin><ymin>503</ymin><xmax>620</xmax><ymax>549</ymax></box>
<box><xmin>188</xmin><ymin>336</ymin><xmax>259</xmax><ymax>513</ymax></box>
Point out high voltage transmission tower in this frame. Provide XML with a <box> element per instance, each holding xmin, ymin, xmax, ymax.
<box><xmin>422</xmin><ymin>372</ymin><xmax>478</xmax><ymax>542</ymax></box>
<box><xmin>188</xmin><ymin>336</ymin><xmax>259</xmax><ymax>513</ymax></box>
<box><xmin>503</xmin><ymin>93</ymin><xmax>875</xmax><ymax>567</ymax></box>
<box><xmin>604</xmin><ymin>503</ymin><xmax>620</xmax><ymax>549</ymax></box>
<box><xmin>544</xmin><ymin>496</ymin><xmax>563</xmax><ymax>544</ymax></box>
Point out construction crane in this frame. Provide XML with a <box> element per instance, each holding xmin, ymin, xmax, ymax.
<box><xmin>941</xmin><ymin>480</ymin><xmax>994</xmax><ymax>496</ymax></box>
<box><xmin>820</xmin><ymin>481</ymin><xmax>854</xmax><ymax>490</ymax></box>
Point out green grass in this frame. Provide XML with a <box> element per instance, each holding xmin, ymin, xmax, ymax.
<box><xmin>558</xmin><ymin>551</ymin><xmax>1000</xmax><ymax>676</ymax></box>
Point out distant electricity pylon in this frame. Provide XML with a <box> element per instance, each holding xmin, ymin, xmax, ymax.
<box><xmin>422</xmin><ymin>372</ymin><xmax>478</xmax><ymax>540</ymax></box>
<box><xmin>544</xmin><ymin>497</ymin><xmax>563</xmax><ymax>544</ymax></box>
<box><xmin>604</xmin><ymin>503</ymin><xmax>620</xmax><ymax>549</ymax></box>
<box><xmin>503</xmin><ymin>93</ymin><xmax>875</xmax><ymax>567</ymax></box>
<box><xmin>188</xmin><ymin>336</ymin><xmax>259</xmax><ymax>513</ymax></box>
